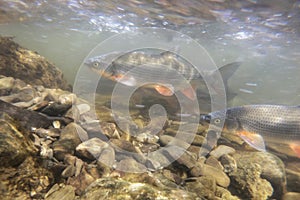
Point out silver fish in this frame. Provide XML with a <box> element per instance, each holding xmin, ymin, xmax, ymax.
<box><xmin>85</xmin><ymin>49</ymin><xmax>241</xmax><ymax>100</ymax></box>
<box><xmin>201</xmin><ymin>104</ymin><xmax>300</xmax><ymax>157</ymax></box>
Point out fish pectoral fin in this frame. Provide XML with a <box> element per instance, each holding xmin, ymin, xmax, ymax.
<box><xmin>238</xmin><ymin>130</ymin><xmax>266</xmax><ymax>152</ymax></box>
<box><xmin>289</xmin><ymin>143</ymin><xmax>300</xmax><ymax>158</ymax></box>
<box><xmin>154</xmin><ymin>84</ymin><xmax>174</xmax><ymax>96</ymax></box>
<box><xmin>181</xmin><ymin>87</ymin><xmax>196</xmax><ymax>100</ymax></box>
<box><xmin>115</xmin><ymin>74</ymin><xmax>137</xmax><ymax>86</ymax></box>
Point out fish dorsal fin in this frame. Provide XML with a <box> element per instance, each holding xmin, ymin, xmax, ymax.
<box><xmin>238</xmin><ymin>130</ymin><xmax>266</xmax><ymax>152</ymax></box>
<box><xmin>154</xmin><ymin>84</ymin><xmax>174</xmax><ymax>96</ymax></box>
<box><xmin>217</xmin><ymin>62</ymin><xmax>241</xmax><ymax>83</ymax></box>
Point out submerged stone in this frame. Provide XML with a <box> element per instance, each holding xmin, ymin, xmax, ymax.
<box><xmin>0</xmin><ymin>36</ymin><xmax>71</xmax><ymax>90</ymax></box>
<box><xmin>229</xmin><ymin>154</ymin><xmax>274</xmax><ymax>200</ymax></box>
<box><xmin>231</xmin><ymin>151</ymin><xmax>286</xmax><ymax>198</ymax></box>
<box><xmin>81</xmin><ymin>177</ymin><xmax>199</xmax><ymax>200</ymax></box>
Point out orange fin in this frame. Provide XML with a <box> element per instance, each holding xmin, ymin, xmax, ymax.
<box><xmin>114</xmin><ymin>74</ymin><xmax>137</xmax><ymax>86</ymax></box>
<box><xmin>289</xmin><ymin>143</ymin><xmax>300</xmax><ymax>158</ymax></box>
<box><xmin>154</xmin><ymin>85</ymin><xmax>174</xmax><ymax>96</ymax></box>
<box><xmin>238</xmin><ymin>130</ymin><xmax>266</xmax><ymax>151</ymax></box>
<box><xmin>181</xmin><ymin>87</ymin><xmax>196</xmax><ymax>100</ymax></box>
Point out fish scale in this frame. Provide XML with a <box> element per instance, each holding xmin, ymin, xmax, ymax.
<box><xmin>113</xmin><ymin>51</ymin><xmax>200</xmax><ymax>81</ymax></box>
<box><xmin>204</xmin><ymin>105</ymin><xmax>300</xmax><ymax>156</ymax></box>
<box><xmin>85</xmin><ymin>49</ymin><xmax>241</xmax><ymax>101</ymax></box>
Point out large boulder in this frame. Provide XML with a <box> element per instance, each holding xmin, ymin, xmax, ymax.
<box><xmin>0</xmin><ymin>36</ymin><xmax>71</xmax><ymax>90</ymax></box>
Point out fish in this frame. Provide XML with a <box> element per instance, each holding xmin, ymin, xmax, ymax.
<box><xmin>200</xmin><ymin>104</ymin><xmax>300</xmax><ymax>158</ymax></box>
<box><xmin>85</xmin><ymin>49</ymin><xmax>241</xmax><ymax>101</ymax></box>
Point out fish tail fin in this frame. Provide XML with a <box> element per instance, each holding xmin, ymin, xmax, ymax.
<box><xmin>218</xmin><ymin>62</ymin><xmax>241</xmax><ymax>86</ymax></box>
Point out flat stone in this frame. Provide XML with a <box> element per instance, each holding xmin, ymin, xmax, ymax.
<box><xmin>76</xmin><ymin>138</ymin><xmax>109</xmax><ymax>160</ymax></box>
<box><xmin>286</xmin><ymin>162</ymin><xmax>300</xmax><ymax>192</ymax></box>
<box><xmin>115</xmin><ymin>157</ymin><xmax>147</xmax><ymax>173</ymax></box>
<box><xmin>97</xmin><ymin>146</ymin><xmax>115</xmax><ymax>167</ymax></box>
<box><xmin>81</xmin><ymin>177</ymin><xmax>198</xmax><ymax>200</ymax></box>
<box><xmin>210</xmin><ymin>145</ymin><xmax>235</xmax><ymax>159</ymax></box>
<box><xmin>159</xmin><ymin>135</ymin><xmax>190</xmax><ymax>149</ymax></box>
<box><xmin>67</xmin><ymin>168</ymin><xmax>96</xmax><ymax>195</ymax></box>
<box><xmin>45</xmin><ymin>184</ymin><xmax>75</xmax><ymax>200</ymax></box>
<box><xmin>61</xmin><ymin>165</ymin><xmax>76</xmax><ymax>178</ymax></box>
<box><xmin>282</xmin><ymin>192</ymin><xmax>300</xmax><ymax>200</ymax></box>
<box><xmin>53</xmin><ymin>122</ymin><xmax>88</xmax><ymax>160</ymax></box>
<box><xmin>206</xmin><ymin>156</ymin><xmax>224</xmax><ymax>171</ymax></box>
<box><xmin>190</xmin><ymin>163</ymin><xmax>230</xmax><ymax>187</ymax></box>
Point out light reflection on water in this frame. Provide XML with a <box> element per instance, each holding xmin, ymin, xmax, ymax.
<box><xmin>0</xmin><ymin>0</ymin><xmax>299</xmax><ymax>108</ymax></box>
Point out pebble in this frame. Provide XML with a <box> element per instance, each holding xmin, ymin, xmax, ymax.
<box><xmin>115</xmin><ymin>157</ymin><xmax>147</xmax><ymax>173</ymax></box>
<box><xmin>75</xmin><ymin>158</ymin><xmax>84</xmax><ymax>177</ymax></box>
<box><xmin>45</xmin><ymin>184</ymin><xmax>75</xmax><ymax>200</ymax></box>
<box><xmin>220</xmin><ymin>154</ymin><xmax>237</xmax><ymax>173</ymax></box>
<box><xmin>190</xmin><ymin>163</ymin><xmax>230</xmax><ymax>187</ymax></box>
<box><xmin>61</xmin><ymin>165</ymin><xmax>76</xmax><ymax>178</ymax></box>
<box><xmin>76</xmin><ymin>103</ymin><xmax>91</xmax><ymax>115</ymax></box>
<box><xmin>97</xmin><ymin>146</ymin><xmax>115</xmax><ymax>167</ymax></box>
<box><xmin>159</xmin><ymin>135</ymin><xmax>190</xmax><ymax>149</ymax></box>
<box><xmin>205</xmin><ymin>156</ymin><xmax>224</xmax><ymax>171</ymax></box>
<box><xmin>210</xmin><ymin>145</ymin><xmax>236</xmax><ymax>159</ymax></box>
<box><xmin>282</xmin><ymin>192</ymin><xmax>300</xmax><ymax>200</ymax></box>
<box><xmin>52</xmin><ymin>122</ymin><xmax>88</xmax><ymax>160</ymax></box>
<box><xmin>286</xmin><ymin>161</ymin><xmax>300</xmax><ymax>192</ymax></box>
<box><xmin>75</xmin><ymin>138</ymin><xmax>109</xmax><ymax>160</ymax></box>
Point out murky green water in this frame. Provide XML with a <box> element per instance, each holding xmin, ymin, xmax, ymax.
<box><xmin>1</xmin><ymin>0</ymin><xmax>299</xmax><ymax>107</ymax></box>
<box><xmin>1</xmin><ymin>1</ymin><xmax>300</xmax><ymax>199</ymax></box>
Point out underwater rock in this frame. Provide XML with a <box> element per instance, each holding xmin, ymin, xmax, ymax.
<box><xmin>215</xmin><ymin>186</ymin><xmax>240</xmax><ymax>200</ymax></box>
<box><xmin>205</xmin><ymin>156</ymin><xmax>224</xmax><ymax>171</ymax></box>
<box><xmin>80</xmin><ymin>177</ymin><xmax>199</xmax><ymax>200</ymax></box>
<box><xmin>229</xmin><ymin>153</ymin><xmax>274</xmax><ymax>200</ymax></box>
<box><xmin>52</xmin><ymin>122</ymin><xmax>88</xmax><ymax>160</ymax></box>
<box><xmin>0</xmin><ymin>36</ymin><xmax>70</xmax><ymax>90</ymax></box>
<box><xmin>61</xmin><ymin>165</ymin><xmax>76</xmax><ymax>178</ymax></box>
<box><xmin>231</xmin><ymin>151</ymin><xmax>286</xmax><ymax>198</ymax></box>
<box><xmin>75</xmin><ymin>138</ymin><xmax>109</xmax><ymax>160</ymax></box>
<box><xmin>159</xmin><ymin>135</ymin><xmax>191</xmax><ymax>149</ymax></box>
<box><xmin>186</xmin><ymin>176</ymin><xmax>217</xmax><ymax>199</ymax></box>
<box><xmin>190</xmin><ymin>163</ymin><xmax>230</xmax><ymax>187</ymax></box>
<box><xmin>115</xmin><ymin>157</ymin><xmax>147</xmax><ymax>173</ymax></box>
<box><xmin>0</xmin><ymin>99</ymin><xmax>53</xmax><ymax>130</ymax></box>
<box><xmin>209</xmin><ymin>145</ymin><xmax>236</xmax><ymax>159</ymax></box>
<box><xmin>220</xmin><ymin>154</ymin><xmax>237</xmax><ymax>173</ymax></box>
<box><xmin>186</xmin><ymin>176</ymin><xmax>239</xmax><ymax>200</ymax></box>
<box><xmin>282</xmin><ymin>192</ymin><xmax>300</xmax><ymax>200</ymax></box>
<box><xmin>0</xmin><ymin>156</ymin><xmax>53</xmax><ymax>199</ymax></box>
<box><xmin>286</xmin><ymin>162</ymin><xmax>300</xmax><ymax>193</ymax></box>
<box><xmin>97</xmin><ymin>146</ymin><xmax>115</xmax><ymax>168</ymax></box>
<box><xmin>67</xmin><ymin>167</ymin><xmax>97</xmax><ymax>195</ymax></box>
<box><xmin>0</xmin><ymin>118</ymin><xmax>33</xmax><ymax>167</ymax></box>
<box><xmin>147</xmin><ymin>150</ymin><xmax>172</xmax><ymax>170</ymax></box>
<box><xmin>45</xmin><ymin>184</ymin><xmax>75</xmax><ymax>200</ymax></box>
<box><xmin>0</xmin><ymin>76</ymin><xmax>15</xmax><ymax>95</ymax></box>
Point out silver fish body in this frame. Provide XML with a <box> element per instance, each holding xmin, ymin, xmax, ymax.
<box><xmin>202</xmin><ymin>105</ymin><xmax>300</xmax><ymax>155</ymax></box>
<box><xmin>85</xmin><ymin>49</ymin><xmax>241</xmax><ymax>100</ymax></box>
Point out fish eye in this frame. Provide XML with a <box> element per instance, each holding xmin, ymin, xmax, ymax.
<box><xmin>214</xmin><ymin>118</ymin><xmax>221</xmax><ymax>124</ymax></box>
<box><xmin>93</xmin><ymin>62</ymin><xmax>99</xmax><ymax>67</ymax></box>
